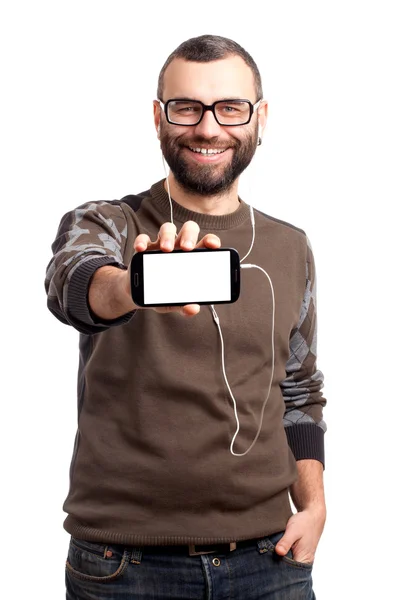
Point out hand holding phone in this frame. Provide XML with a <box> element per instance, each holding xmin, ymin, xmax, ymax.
<box><xmin>130</xmin><ymin>221</ymin><xmax>223</xmax><ymax>316</ymax></box>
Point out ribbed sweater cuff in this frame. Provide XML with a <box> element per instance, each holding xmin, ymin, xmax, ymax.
<box><xmin>67</xmin><ymin>256</ymin><xmax>136</xmax><ymax>332</ymax></box>
<box><xmin>285</xmin><ymin>423</ymin><xmax>325</xmax><ymax>468</ymax></box>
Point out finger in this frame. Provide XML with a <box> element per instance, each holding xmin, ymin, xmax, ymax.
<box><xmin>175</xmin><ymin>221</ymin><xmax>201</xmax><ymax>250</ymax></box>
<box><xmin>154</xmin><ymin>304</ymin><xmax>200</xmax><ymax>317</ymax></box>
<box><xmin>134</xmin><ymin>234</ymin><xmax>152</xmax><ymax>252</ymax></box>
<box><xmin>181</xmin><ymin>304</ymin><xmax>201</xmax><ymax>317</ymax></box>
<box><xmin>195</xmin><ymin>234</ymin><xmax>221</xmax><ymax>249</ymax></box>
<box><xmin>158</xmin><ymin>222</ymin><xmax>177</xmax><ymax>252</ymax></box>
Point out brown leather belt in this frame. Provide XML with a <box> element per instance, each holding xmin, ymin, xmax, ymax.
<box><xmin>188</xmin><ymin>542</ymin><xmax>237</xmax><ymax>556</ymax></box>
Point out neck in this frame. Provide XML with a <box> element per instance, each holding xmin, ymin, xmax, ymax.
<box><xmin>164</xmin><ymin>175</ymin><xmax>240</xmax><ymax>216</ymax></box>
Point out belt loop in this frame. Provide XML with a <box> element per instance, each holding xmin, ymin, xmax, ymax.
<box><xmin>130</xmin><ymin>546</ymin><xmax>143</xmax><ymax>564</ymax></box>
<box><xmin>257</xmin><ymin>537</ymin><xmax>269</xmax><ymax>554</ymax></box>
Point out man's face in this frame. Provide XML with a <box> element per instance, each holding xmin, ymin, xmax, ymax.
<box><xmin>157</xmin><ymin>56</ymin><xmax>263</xmax><ymax>197</ymax></box>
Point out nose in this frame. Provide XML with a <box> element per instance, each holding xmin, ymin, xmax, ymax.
<box><xmin>193</xmin><ymin>108</ymin><xmax>222</xmax><ymax>139</ymax></box>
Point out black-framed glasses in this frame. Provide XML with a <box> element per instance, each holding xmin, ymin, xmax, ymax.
<box><xmin>158</xmin><ymin>98</ymin><xmax>262</xmax><ymax>126</ymax></box>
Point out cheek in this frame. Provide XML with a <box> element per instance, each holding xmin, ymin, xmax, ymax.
<box><xmin>225</xmin><ymin>127</ymin><xmax>256</xmax><ymax>145</ymax></box>
<box><xmin>163</xmin><ymin>130</ymin><xmax>190</xmax><ymax>149</ymax></box>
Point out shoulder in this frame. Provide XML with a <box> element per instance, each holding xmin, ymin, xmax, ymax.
<box><xmin>253</xmin><ymin>207</ymin><xmax>306</xmax><ymax>238</ymax></box>
<box><xmin>119</xmin><ymin>187</ymin><xmax>152</xmax><ymax>213</ymax></box>
<box><xmin>71</xmin><ymin>186</ymin><xmax>152</xmax><ymax>216</ymax></box>
<box><xmin>249</xmin><ymin>207</ymin><xmax>313</xmax><ymax>280</ymax></box>
<box><xmin>252</xmin><ymin>207</ymin><xmax>309</xmax><ymax>257</ymax></box>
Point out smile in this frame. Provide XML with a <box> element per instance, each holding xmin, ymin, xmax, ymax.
<box><xmin>188</xmin><ymin>147</ymin><xmax>227</xmax><ymax>155</ymax></box>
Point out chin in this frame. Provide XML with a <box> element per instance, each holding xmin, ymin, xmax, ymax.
<box><xmin>175</xmin><ymin>171</ymin><xmax>234</xmax><ymax>197</ymax></box>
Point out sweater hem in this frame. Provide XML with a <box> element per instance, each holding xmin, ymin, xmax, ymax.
<box><xmin>63</xmin><ymin>490</ymin><xmax>293</xmax><ymax>546</ymax></box>
<box><xmin>63</xmin><ymin>515</ymin><xmax>292</xmax><ymax>547</ymax></box>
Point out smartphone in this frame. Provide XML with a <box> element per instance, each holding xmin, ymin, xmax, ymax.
<box><xmin>130</xmin><ymin>247</ymin><xmax>240</xmax><ymax>307</ymax></box>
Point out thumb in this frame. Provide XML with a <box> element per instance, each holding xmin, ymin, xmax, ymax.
<box><xmin>275</xmin><ymin>532</ymin><xmax>296</xmax><ymax>556</ymax></box>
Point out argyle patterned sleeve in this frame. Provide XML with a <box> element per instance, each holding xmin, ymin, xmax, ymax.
<box><xmin>45</xmin><ymin>201</ymin><xmax>135</xmax><ymax>335</ymax></box>
<box><xmin>281</xmin><ymin>237</ymin><xmax>327</xmax><ymax>467</ymax></box>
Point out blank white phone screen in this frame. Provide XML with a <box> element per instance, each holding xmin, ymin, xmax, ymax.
<box><xmin>143</xmin><ymin>251</ymin><xmax>231</xmax><ymax>304</ymax></box>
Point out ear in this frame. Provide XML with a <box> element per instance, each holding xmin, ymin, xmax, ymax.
<box><xmin>257</xmin><ymin>101</ymin><xmax>268</xmax><ymax>140</ymax></box>
<box><xmin>153</xmin><ymin>99</ymin><xmax>162</xmax><ymax>139</ymax></box>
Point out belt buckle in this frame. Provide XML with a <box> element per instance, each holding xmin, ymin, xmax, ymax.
<box><xmin>188</xmin><ymin>542</ymin><xmax>237</xmax><ymax>556</ymax></box>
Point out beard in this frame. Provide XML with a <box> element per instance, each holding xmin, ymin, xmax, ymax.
<box><xmin>159</xmin><ymin>124</ymin><xmax>258</xmax><ymax>197</ymax></box>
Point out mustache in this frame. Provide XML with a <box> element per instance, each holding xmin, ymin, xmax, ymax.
<box><xmin>177</xmin><ymin>136</ymin><xmax>237</xmax><ymax>150</ymax></box>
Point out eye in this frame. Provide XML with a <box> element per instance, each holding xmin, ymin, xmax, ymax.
<box><xmin>221</xmin><ymin>105</ymin><xmax>240</xmax><ymax>113</ymax></box>
<box><xmin>170</xmin><ymin>102</ymin><xmax>201</xmax><ymax>114</ymax></box>
<box><xmin>178</xmin><ymin>106</ymin><xmax>198</xmax><ymax>113</ymax></box>
<box><xmin>216</xmin><ymin>101</ymin><xmax>249</xmax><ymax>115</ymax></box>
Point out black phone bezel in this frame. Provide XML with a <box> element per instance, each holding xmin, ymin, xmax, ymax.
<box><xmin>130</xmin><ymin>247</ymin><xmax>240</xmax><ymax>307</ymax></box>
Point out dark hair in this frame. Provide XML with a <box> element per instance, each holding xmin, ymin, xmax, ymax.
<box><xmin>157</xmin><ymin>34</ymin><xmax>263</xmax><ymax>101</ymax></box>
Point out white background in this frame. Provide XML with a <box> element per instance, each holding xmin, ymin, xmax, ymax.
<box><xmin>1</xmin><ymin>1</ymin><xmax>399</xmax><ymax>598</ymax></box>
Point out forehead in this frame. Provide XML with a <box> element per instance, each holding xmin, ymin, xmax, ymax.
<box><xmin>162</xmin><ymin>56</ymin><xmax>257</xmax><ymax>102</ymax></box>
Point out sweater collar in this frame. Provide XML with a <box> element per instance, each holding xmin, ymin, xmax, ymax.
<box><xmin>150</xmin><ymin>179</ymin><xmax>250</xmax><ymax>231</ymax></box>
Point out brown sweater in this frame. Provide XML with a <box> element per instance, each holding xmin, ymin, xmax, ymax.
<box><xmin>45</xmin><ymin>179</ymin><xmax>327</xmax><ymax>545</ymax></box>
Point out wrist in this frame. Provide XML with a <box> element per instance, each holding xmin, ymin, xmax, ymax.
<box><xmin>301</xmin><ymin>502</ymin><xmax>326</xmax><ymax>521</ymax></box>
<box><xmin>116</xmin><ymin>266</ymin><xmax>137</xmax><ymax>310</ymax></box>
<box><xmin>89</xmin><ymin>265</ymin><xmax>137</xmax><ymax>320</ymax></box>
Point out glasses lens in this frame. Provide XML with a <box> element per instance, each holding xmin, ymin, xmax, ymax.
<box><xmin>215</xmin><ymin>101</ymin><xmax>251</xmax><ymax>125</ymax></box>
<box><xmin>167</xmin><ymin>101</ymin><xmax>203</xmax><ymax>124</ymax></box>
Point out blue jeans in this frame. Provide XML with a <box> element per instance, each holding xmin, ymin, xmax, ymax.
<box><xmin>65</xmin><ymin>531</ymin><xmax>315</xmax><ymax>599</ymax></box>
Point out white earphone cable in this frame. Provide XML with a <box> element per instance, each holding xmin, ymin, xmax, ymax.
<box><xmin>240</xmin><ymin>205</ymin><xmax>255</xmax><ymax>263</ymax></box>
<box><xmin>163</xmin><ymin>173</ymin><xmax>275</xmax><ymax>456</ymax></box>
<box><xmin>161</xmin><ymin>154</ymin><xmax>174</xmax><ymax>226</ymax></box>
<box><xmin>211</xmin><ymin>264</ymin><xmax>275</xmax><ymax>456</ymax></box>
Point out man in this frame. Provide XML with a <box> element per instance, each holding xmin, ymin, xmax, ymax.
<box><xmin>46</xmin><ymin>34</ymin><xmax>327</xmax><ymax>599</ymax></box>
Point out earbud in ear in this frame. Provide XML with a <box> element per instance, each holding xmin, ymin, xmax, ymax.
<box><xmin>157</xmin><ymin>125</ymin><xmax>161</xmax><ymax>139</ymax></box>
<box><xmin>257</xmin><ymin>125</ymin><xmax>263</xmax><ymax>146</ymax></box>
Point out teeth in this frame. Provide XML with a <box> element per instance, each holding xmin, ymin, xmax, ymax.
<box><xmin>189</xmin><ymin>147</ymin><xmax>226</xmax><ymax>155</ymax></box>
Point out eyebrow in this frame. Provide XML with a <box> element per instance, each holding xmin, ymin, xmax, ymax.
<box><xmin>166</xmin><ymin>97</ymin><xmax>250</xmax><ymax>102</ymax></box>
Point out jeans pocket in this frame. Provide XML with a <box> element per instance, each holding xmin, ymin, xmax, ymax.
<box><xmin>261</xmin><ymin>531</ymin><xmax>314</xmax><ymax>570</ymax></box>
<box><xmin>66</xmin><ymin>537</ymin><xmax>130</xmax><ymax>583</ymax></box>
